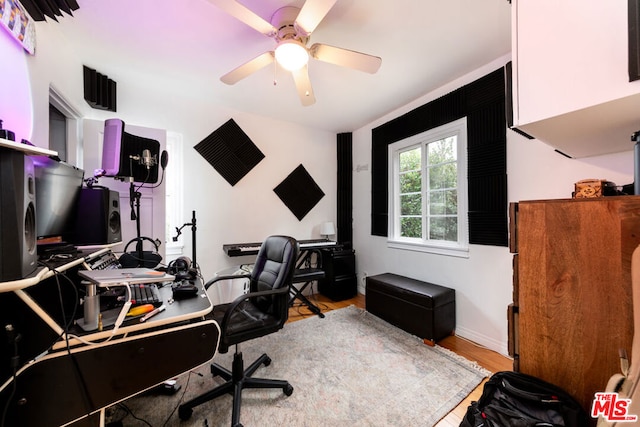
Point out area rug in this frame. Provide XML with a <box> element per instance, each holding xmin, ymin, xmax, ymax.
<box><xmin>107</xmin><ymin>305</ymin><xmax>490</xmax><ymax>427</ymax></box>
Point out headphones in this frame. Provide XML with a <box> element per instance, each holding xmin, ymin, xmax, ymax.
<box><xmin>167</xmin><ymin>256</ymin><xmax>197</xmax><ymax>280</ymax></box>
<box><xmin>119</xmin><ymin>237</ymin><xmax>163</xmax><ymax>268</ymax></box>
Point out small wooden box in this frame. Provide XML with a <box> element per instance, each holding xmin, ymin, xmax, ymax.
<box><xmin>573</xmin><ymin>179</ymin><xmax>604</xmax><ymax>198</ymax></box>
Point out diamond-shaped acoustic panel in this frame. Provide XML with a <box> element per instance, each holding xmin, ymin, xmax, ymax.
<box><xmin>194</xmin><ymin>119</ymin><xmax>265</xmax><ymax>186</ymax></box>
<box><xmin>274</xmin><ymin>164</ymin><xmax>325</xmax><ymax>221</ymax></box>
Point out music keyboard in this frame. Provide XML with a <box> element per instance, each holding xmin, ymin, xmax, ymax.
<box><xmin>222</xmin><ymin>243</ymin><xmax>261</xmax><ymax>257</ymax></box>
<box><xmin>223</xmin><ymin>239</ymin><xmax>337</xmax><ymax>257</ymax></box>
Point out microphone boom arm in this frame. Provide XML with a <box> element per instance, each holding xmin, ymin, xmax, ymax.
<box><xmin>171</xmin><ymin>211</ymin><xmax>198</xmax><ymax>267</ymax></box>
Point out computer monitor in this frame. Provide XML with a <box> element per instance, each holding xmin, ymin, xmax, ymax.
<box><xmin>31</xmin><ymin>156</ymin><xmax>85</xmax><ymax>243</ymax></box>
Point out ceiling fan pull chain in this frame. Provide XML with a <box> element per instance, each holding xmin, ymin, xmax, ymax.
<box><xmin>273</xmin><ymin>59</ymin><xmax>278</xmax><ymax>86</ymax></box>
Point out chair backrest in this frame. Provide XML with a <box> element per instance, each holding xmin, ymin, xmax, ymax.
<box><xmin>249</xmin><ymin>235</ymin><xmax>299</xmax><ymax>318</ymax></box>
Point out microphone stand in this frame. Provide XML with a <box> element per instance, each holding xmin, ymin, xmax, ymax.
<box><xmin>173</xmin><ymin>211</ymin><xmax>197</xmax><ymax>267</ymax></box>
<box><xmin>123</xmin><ymin>151</ymin><xmax>163</xmax><ymax>268</ymax></box>
<box><xmin>129</xmin><ymin>178</ymin><xmax>144</xmax><ymax>266</ymax></box>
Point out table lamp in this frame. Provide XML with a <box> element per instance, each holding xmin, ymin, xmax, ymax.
<box><xmin>320</xmin><ymin>221</ymin><xmax>336</xmax><ymax>240</ymax></box>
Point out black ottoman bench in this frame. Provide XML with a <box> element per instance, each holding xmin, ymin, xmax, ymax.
<box><xmin>365</xmin><ymin>273</ymin><xmax>455</xmax><ymax>345</ymax></box>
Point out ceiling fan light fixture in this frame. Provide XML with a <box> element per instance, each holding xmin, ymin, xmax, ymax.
<box><xmin>275</xmin><ymin>40</ymin><xmax>309</xmax><ymax>71</ymax></box>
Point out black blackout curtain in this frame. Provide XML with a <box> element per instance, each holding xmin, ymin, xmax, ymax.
<box><xmin>370</xmin><ymin>66</ymin><xmax>509</xmax><ymax>247</ymax></box>
<box><xmin>336</xmin><ymin>133</ymin><xmax>353</xmax><ymax>248</ymax></box>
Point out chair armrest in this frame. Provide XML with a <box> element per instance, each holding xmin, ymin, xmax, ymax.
<box><xmin>204</xmin><ymin>273</ymin><xmax>251</xmax><ymax>291</ymax></box>
<box><xmin>220</xmin><ymin>286</ymin><xmax>290</xmax><ymax>332</ymax></box>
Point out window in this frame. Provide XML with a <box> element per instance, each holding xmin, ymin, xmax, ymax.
<box><xmin>388</xmin><ymin>117</ymin><xmax>468</xmax><ymax>257</ymax></box>
<box><xmin>49</xmin><ymin>104</ymin><xmax>67</xmax><ymax>161</ymax></box>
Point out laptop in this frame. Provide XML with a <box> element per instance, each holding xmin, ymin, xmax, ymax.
<box><xmin>78</xmin><ymin>268</ymin><xmax>175</xmax><ymax>286</ymax></box>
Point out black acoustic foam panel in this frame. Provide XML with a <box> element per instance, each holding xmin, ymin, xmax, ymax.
<box><xmin>274</xmin><ymin>164</ymin><xmax>325</xmax><ymax>221</ymax></box>
<box><xmin>20</xmin><ymin>0</ymin><xmax>79</xmax><ymax>21</ymax></box>
<box><xmin>194</xmin><ymin>119</ymin><xmax>265</xmax><ymax>186</ymax></box>
<box><xmin>83</xmin><ymin>66</ymin><xmax>117</xmax><ymax>112</ymax></box>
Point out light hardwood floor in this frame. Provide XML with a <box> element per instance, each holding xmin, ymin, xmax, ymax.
<box><xmin>287</xmin><ymin>292</ymin><xmax>513</xmax><ymax>427</ymax></box>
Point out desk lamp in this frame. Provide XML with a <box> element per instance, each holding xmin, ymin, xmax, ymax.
<box><xmin>320</xmin><ymin>221</ymin><xmax>336</xmax><ymax>240</ymax></box>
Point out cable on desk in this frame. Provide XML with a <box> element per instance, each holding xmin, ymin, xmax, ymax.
<box><xmin>110</xmin><ymin>283</ymin><xmax>132</xmax><ymax>338</ymax></box>
<box><xmin>52</xmin><ymin>268</ymin><xmax>97</xmax><ymax>423</ymax></box>
<box><xmin>34</xmin><ymin>261</ymin><xmax>81</xmax><ymax>352</ymax></box>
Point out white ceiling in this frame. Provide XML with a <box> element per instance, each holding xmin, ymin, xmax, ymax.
<box><xmin>53</xmin><ymin>0</ymin><xmax>512</xmax><ymax>133</ymax></box>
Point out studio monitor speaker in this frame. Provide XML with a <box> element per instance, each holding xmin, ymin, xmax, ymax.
<box><xmin>70</xmin><ymin>188</ymin><xmax>122</xmax><ymax>246</ymax></box>
<box><xmin>0</xmin><ymin>149</ymin><xmax>37</xmax><ymax>281</ymax></box>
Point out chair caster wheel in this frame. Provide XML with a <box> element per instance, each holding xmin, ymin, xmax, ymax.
<box><xmin>178</xmin><ymin>406</ymin><xmax>192</xmax><ymax>421</ymax></box>
<box><xmin>284</xmin><ymin>384</ymin><xmax>294</xmax><ymax>396</ymax></box>
<box><xmin>263</xmin><ymin>356</ymin><xmax>272</xmax><ymax>367</ymax></box>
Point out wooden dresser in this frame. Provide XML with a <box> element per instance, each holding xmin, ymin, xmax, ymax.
<box><xmin>510</xmin><ymin>196</ymin><xmax>640</xmax><ymax>413</ymax></box>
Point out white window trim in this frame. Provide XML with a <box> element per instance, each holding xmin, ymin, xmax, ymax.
<box><xmin>49</xmin><ymin>85</ymin><xmax>82</xmax><ymax>168</ymax></box>
<box><xmin>387</xmin><ymin>117</ymin><xmax>469</xmax><ymax>258</ymax></box>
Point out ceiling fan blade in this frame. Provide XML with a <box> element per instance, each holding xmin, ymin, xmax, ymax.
<box><xmin>310</xmin><ymin>43</ymin><xmax>382</xmax><ymax>74</ymax></box>
<box><xmin>220</xmin><ymin>51</ymin><xmax>275</xmax><ymax>85</ymax></box>
<box><xmin>294</xmin><ymin>0</ymin><xmax>337</xmax><ymax>35</ymax></box>
<box><xmin>291</xmin><ymin>65</ymin><xmax>316</xmax><ymax>106</ymax></box>
<box><xmin>206</xmin><ymin>0</ymin><xmax>277</xmax><ymax>37</ymax></box>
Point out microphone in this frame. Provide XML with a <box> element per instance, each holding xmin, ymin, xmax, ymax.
<box><xmin>142</xmin><ymin>149</ymin><xmax>153</xmax><ymax>169</ymax></box>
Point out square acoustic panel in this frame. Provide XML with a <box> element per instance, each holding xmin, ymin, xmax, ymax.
<box><xmin>274</xmin><ymin>164</ymin><xmax>325</xmax><ymax>221</ymax></box>
<box><xmin>194</xmin><ymin>119</ymin><xmax>265</xmax><ymax>186</ymax></box>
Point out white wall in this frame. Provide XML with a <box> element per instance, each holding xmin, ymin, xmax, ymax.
<box><xmin>352</xmin><ymin>54</ymin><xmax>635</xmax><ymax>356</ymax></box>
<box><xmin>2</xmin><ymin>23</ymin><xmax>337</xmax><ymax>282</ymax></box>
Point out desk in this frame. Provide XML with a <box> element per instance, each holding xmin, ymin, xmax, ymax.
<box><xmin>0</xmin><ymin>250</ymin><xmax>219</xmax><ymax>427</ymax></box>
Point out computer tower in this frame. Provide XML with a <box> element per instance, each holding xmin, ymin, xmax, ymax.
<box><xmin>0</xmin><ymin>149</ymin><xmax>37</xmax><ymax>281</ymax></box>
<box><xmin>70</xmin><ymin>188</ymin><xmax>122</xmax><ymax>245</ymax></box>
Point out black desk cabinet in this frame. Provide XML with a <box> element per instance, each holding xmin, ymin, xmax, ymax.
<box><xmin>318</xmin><ymin>248</ymin><xmax>357</xmax><ymax>301</ymax></box>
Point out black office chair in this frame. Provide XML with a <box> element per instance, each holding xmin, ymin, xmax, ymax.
<box><xmin>178</xmin><ymin>235</ymin><xmax>299</xmax><ymax>427</ymax></box>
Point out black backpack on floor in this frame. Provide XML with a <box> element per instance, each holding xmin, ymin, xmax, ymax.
<box><xmin>459</xmin><ymin>371</ymin><xmax>590</xmax><ymax>427</ymax></box>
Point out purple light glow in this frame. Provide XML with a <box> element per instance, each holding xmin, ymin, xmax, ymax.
<box><xmin>0</xmin><ymin>26</ymin><xmax>33</xmax><ymax>143</ymax></box>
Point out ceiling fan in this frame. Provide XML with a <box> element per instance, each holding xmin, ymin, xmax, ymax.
<box><xmin>208</xmin><ymin>0</ymin><xmax>382</xmax><ymax>106</ymax></box>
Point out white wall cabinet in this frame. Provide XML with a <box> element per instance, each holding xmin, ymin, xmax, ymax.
<box><xmin>512</xmin><ymin>0</ymin><xmax>640</xmax><ymax>158</ymax></box>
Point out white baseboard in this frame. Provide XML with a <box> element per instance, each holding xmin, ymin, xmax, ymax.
<box><xmin>356</xmin><ymin>286</ymin><xmax>511</xmax><ymax>359</ymax></box>
<box><xmin>454</xmin><ymin>325</ymin><xmax>511</xmax><ymax>359</ymax></box>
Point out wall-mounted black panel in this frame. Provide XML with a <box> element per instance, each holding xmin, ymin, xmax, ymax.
<box><xmin>337</xmin><ymin>133</ymin><xmax>353</xmax><ymax>248</ymax></box>
<box><xmin>273</xmin><ymin>164</ymin><xmax>324</xmax><ymax>221</ymax></box>
<box><xmin>83</xmin><ymin>66</ymin><xmax>117</xmax><ymax>112</ymax></box>
<box><xmin>194</xmin><ymin>119</ymin><xmax>265</xmax><ymax>186</ymax></box>
<box><xmin>20</xmin><ymin>0</ymin><xmax>79</xmax><ymax>21</ymax></box>
<box><xmin>630</xmin><ymin>0</ymin><xmax>640</xmax><ymax>81</ymax></box>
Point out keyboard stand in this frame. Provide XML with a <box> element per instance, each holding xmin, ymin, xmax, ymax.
<box><xmin>290</xmin><ymin>248</ymin><xmax>326</xmax><ymax>318</ymax></box>
<box><xmin>291</xmin><ymin>268</ymin><xmax>325</xmax><ymax>318</ymax></box>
